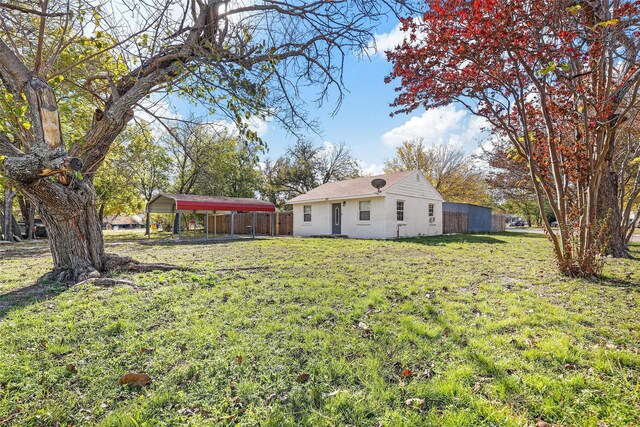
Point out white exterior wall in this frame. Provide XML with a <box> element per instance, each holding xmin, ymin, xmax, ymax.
<box><xmin>384</xmin><ymin>194</ymin><xmax>443</xmax><ymax>238</ymax></box>
<box><xmin>291</xmin><ymin>171</ymin><xmax>443</xmax><ymax>239</ymax></box>
<box><xmin>341</xmin><ymin>197</ymin><xmax>386</xmax><ymax>239</ymax></box>
<box><xmin>292</xmin><ymin>201</ymin><xmax>332</xmax><ymax>236</ymax></box>
<box><xmin>384</xmin><ymin>170</ymin><xmax>443</xmax><ymax>238</ymax></box>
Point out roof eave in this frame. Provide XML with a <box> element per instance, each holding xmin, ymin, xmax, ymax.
<box><xmin>287</xmin><ymin>193</ymin><xmax>385</xmax><ymax>204</ymax></box>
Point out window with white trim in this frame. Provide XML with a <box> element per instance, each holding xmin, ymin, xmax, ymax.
<box><xmin>428</xmin><ymin>203</ymin><xmax>435</xmax><ymax>223</ymax></box>
<box><xmin>303</xmin><ymin>205</ymin><xmax>312</xmax><ymax>222</ymax></box>
<box><xmin>397</xmin><ymin>200</ymin><xmax>405</xmax><ymax>221</ymax></box>
<box><xmin>359</xmin><ymin>201</ymin><xmax>371</xmax><ymax>221</ymax></box>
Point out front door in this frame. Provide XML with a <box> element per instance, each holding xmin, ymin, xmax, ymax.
<box><xmin>332</xmin><ymin>203</ymin><xmax>341</xmax><ymax>234</ymax></box>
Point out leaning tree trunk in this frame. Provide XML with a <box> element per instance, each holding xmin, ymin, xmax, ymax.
<box><xmin>20</xmin><ymin>179</ymin><xmax>106</xmax><ymax>283</ymax></box>
<box><xmin>1</xmin><ymin>76</ymin><xmax>120</xmax><ymax>283</ymax></box>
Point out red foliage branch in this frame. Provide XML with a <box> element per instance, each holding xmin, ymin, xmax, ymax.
<box><xmin>387</xmin><ymin>0</ymin><xmax>640</xmax><ymax>276</ymax></box>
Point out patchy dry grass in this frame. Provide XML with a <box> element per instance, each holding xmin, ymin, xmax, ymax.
<box><xmin>0</xmin><ymin>232</ymin><xmax>638</xmax><ymax>426</ymax></box>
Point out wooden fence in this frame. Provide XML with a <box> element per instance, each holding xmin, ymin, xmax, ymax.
<box><xmin>491</xmin><ymin>214</ymin><xmax>508</xmax><ymax>232</ymax></box>
<box><xmin>206</xmin><ymin>211</ymin><xmax>292</xmax><ymax>236</ymax></box>
<box><xmin>443</xmin><ymin>211</ymin><xmax>468</xmax><ymax>234</ymax></box>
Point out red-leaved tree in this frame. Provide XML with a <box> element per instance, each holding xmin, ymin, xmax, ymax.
<box><xmin>387</xmin><ymin>0</ymin><xmax>640</xmax><ymax>276</ymax></box>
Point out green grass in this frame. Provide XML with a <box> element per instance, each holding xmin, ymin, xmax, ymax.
<box><xmin>0</xmin><ymin>233</ymin><xmax>638</xmax><ymax>426</ymax></box>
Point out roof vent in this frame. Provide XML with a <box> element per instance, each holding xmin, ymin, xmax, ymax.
<box><xmin>371</xmin><ymin>178</ymin><xmax>387</xmax><ymax>194</ymax></box>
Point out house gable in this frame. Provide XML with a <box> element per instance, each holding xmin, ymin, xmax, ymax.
<box><xmin>382</xmin><ymin>170</ymin><xmax>444</xmax><ymax>201</ymax></box>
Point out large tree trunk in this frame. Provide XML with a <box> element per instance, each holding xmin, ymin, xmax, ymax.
<box><xmin>597</xmin><ymin>167</ymin><xmax>626</xmax><ymax>257</ymax></box>
<box><xmin>597</xmin><ymin>109</ymin><xmax>628</xmax><ymax>258</ymax></box>
<box><xmin>21</xmin><ymin>179</ymin><xmax>106</xmax><ymax>283</ymax></box>
<box><xmin>0</xmin><ymin>76</ymin><xmax>120</xmax><ymax>283</ymax></box>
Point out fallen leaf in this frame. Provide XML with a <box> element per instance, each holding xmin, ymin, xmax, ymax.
<box><xmin>536</xmin><ymin>420</ymin><xmax>551</xmax><ymax>427</ymax></box>
<box><xmin>564</xmin><ymin>363</ymin><xmax>576</xmax><ymax>370</ymax></box>
<box><xmin>471</xmin><ymin>382</ymin><xmax>482</xmax><ymax>393</ymax></box>
<box><xmin>323</xmin><ymin>390</ymin><xmax>342</xmax><ymax>398</ymax></box>
<box><xmin>140</xmin><ymin>347</ymin><xmax>155</xmax><ymax>354</ymax></box>
<box><xmin>296</xmin><ymin>372</ymin><xmax>310</xmax><ymax>383</ymax></box>
<box><xmin>236</xmin><ymin>355</ymin><xmax>243</xmax><ymax>365</ymax></box>
<box><xmin>66</xmin><ymin>364</ymin><xmax>77</xmax><ymax>373</ymax></box>
<box><xmin>118</xmin><ymin>372</ymin><xmax>152</xmax><ymax>387</ymax></box>
<box><xmin>401</xmin><ymin>369</ymin><xmax>413</xmax><ymax>378</ymax></box>
<box><xmin>357</xmin><ymin>321</ymin><xmax>368</xmax><ymax>329</ymax></box>
<box><xmin>404</xmin><ymin>398</ymin><xmax>426</xmax><ymax>410</ymax></box>
<box><xmin>178</xmin><ymin>407</ymin><xmax>196</xmax><ymax>416</ymax></box>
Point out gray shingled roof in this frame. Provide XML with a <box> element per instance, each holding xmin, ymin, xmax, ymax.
<box><xmin>287</xmin><ymin>171</ymin><xmax>415</xmax><ymax>204</ymax></box>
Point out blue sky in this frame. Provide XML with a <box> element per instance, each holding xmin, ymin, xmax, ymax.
<box><xmin>157</xmin><ymin>21</ymin><xmax>489</xmax><ymax>175</ymax></box>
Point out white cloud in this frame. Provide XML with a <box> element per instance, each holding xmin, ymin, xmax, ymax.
<box><xmin>365</xmin><ymin>22</ymin><xmax>406</xmax><ymax>57</ymax></box>
<box><xmin>381</xmin><ymin>105</ymin><xmax>489</xmax><ymax>153</ymax></box>
<box><xmin>134</xmin><ymin>97</ymin><xmax>182</xmax><ymax>125</ymax></box>
<box><xmin>364</xmin><ymin>18</ymin><xmax>423</xmax><ymax>58</ymax></box>
<box><xmin>359</xmin><ymin>161</ymin><xmax>385</xmax><ymax>176</ymax></box>
<box><xmin>248</xmin><ymin>116</ymin><xmax>270</xmax><ymax>137</ymax></box>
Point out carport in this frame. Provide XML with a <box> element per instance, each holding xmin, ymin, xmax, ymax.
<box><xmin>146</xmin><ymin>193</ymin><xmax>276</xmax><ymax>240</ymax></box>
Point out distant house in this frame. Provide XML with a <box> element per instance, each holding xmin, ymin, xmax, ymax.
<box><xmin>103</xmin><ymin>215</ymin><xmax>144</xmax><ymax>230</ymax></box>
<box><xmin>287</xmin><ymin>170</ymin><xmax>444</xmax><ymax>239</ymax></box>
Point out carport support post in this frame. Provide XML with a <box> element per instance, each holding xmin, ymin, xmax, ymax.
<box><xmin>178</xmin><ymin>211</ymin><xmax>182</xmax><ymax>240</ymax></box>
<box><xmin>271</xmin><ymin>212</ymin><xmax>275</xmax><ymax>237</ymax></box>
<box><xmin>231</xmin><ymin>211</ymin><xmax>235</xmax><ymax>239</ymax></box>
<box><xmin>252</xmin><ymin>211</ymin><xmax>256</xmax><ymax>238</ymax></box>
<box><xmin>214</xmin><ymin>210</ymin><xmax>217</xmax><ymax>238</ymax></box>
<box><xmin>205</xmin><ymin>210</ymin><xmax>209</xmax><ymax>240</ymax></box>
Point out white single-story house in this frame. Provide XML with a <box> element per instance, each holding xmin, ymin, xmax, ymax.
<box><xmin>287</xmin><ymin>170</ymin><xmax>444</xmax><ymax>239</ymax></box>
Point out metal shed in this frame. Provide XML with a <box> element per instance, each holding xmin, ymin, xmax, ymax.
<box><xmin>147</xmin><ymin>193</ymin><xmax>276</xmax><ymax>240</ymax></box>
<box><xmin>442</xmin><ymin>202</ymin><xmax>492</xmax><ymax>233</ymax></box>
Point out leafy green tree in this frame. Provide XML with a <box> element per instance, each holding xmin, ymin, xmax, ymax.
<box><xmin>93</xmin><ymin>128</ymin><xmax>146</xmax><ymax>221</ymax></box>
<box><xmin>385</xmin><ymin>138</ymin><xmax>490</xmax><ymax>206</ymax></box>
<box><xmin>165</xmin><ymin>121</ymin><xmax>261</xmax><ymax>197</ymax></box>
<box><xmin>0</xmin><ymin>0</ymin><xmax>410</xmax><ymax>282</ymax></box>
<box><xmin>263</xmin><ymin>140</ymin><xmax>360</xmax><ymax>207</ymax></box>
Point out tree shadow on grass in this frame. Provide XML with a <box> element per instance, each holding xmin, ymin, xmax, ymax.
<box><xmin>138</xmin><ymin>236</ymin><xmax>266</xmax><ymax>247</ymax></box>
<box><xmin>0</xmin><ymin>280</ymin><xmax>68</xmax><ymax>320</ymax></box>
<box><xmin>589</xmin><ymin>276</ymin><xmax>640</xmax><ymax>291</ymax></box>
<box><xmin>0</xmin><ymin>243</ymin><xmax>51</xmax><ymax>260</ymax></box>
<box><xmin>397</xmin><ymin>233</ymin><xmax>509</xmax><ymax>245</ymax></box>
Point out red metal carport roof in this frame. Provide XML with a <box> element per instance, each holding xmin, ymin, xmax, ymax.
<box><xmin>148</xmin><ymin>193</ymin><xmax>276</xmax><ymax>213</ymax></box>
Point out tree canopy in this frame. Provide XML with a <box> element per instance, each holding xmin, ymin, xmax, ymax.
<box><xmin>0</xmin><ymin>0</ymin><xmax>416</xmax><ymax>283</ymax></box>
<box><xmin>384</xmin><ymin>138</ymin><xmax>490</xmax><ymax>205</ymax></box>
<box><xmin>387</xmin><ymin>0</ymin><xmax>640</xmax><ymax>276</ymax></box>
<box><xmin>263</xmin><ymin>139</ymin><xmax>361</xmax><ymax>206</ymax></box>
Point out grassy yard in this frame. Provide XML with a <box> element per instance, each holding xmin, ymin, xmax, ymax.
<box><xmin>0</xmin><ymin>233</ymin><xmax>638</xmax><ymax>426</ymax></box>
